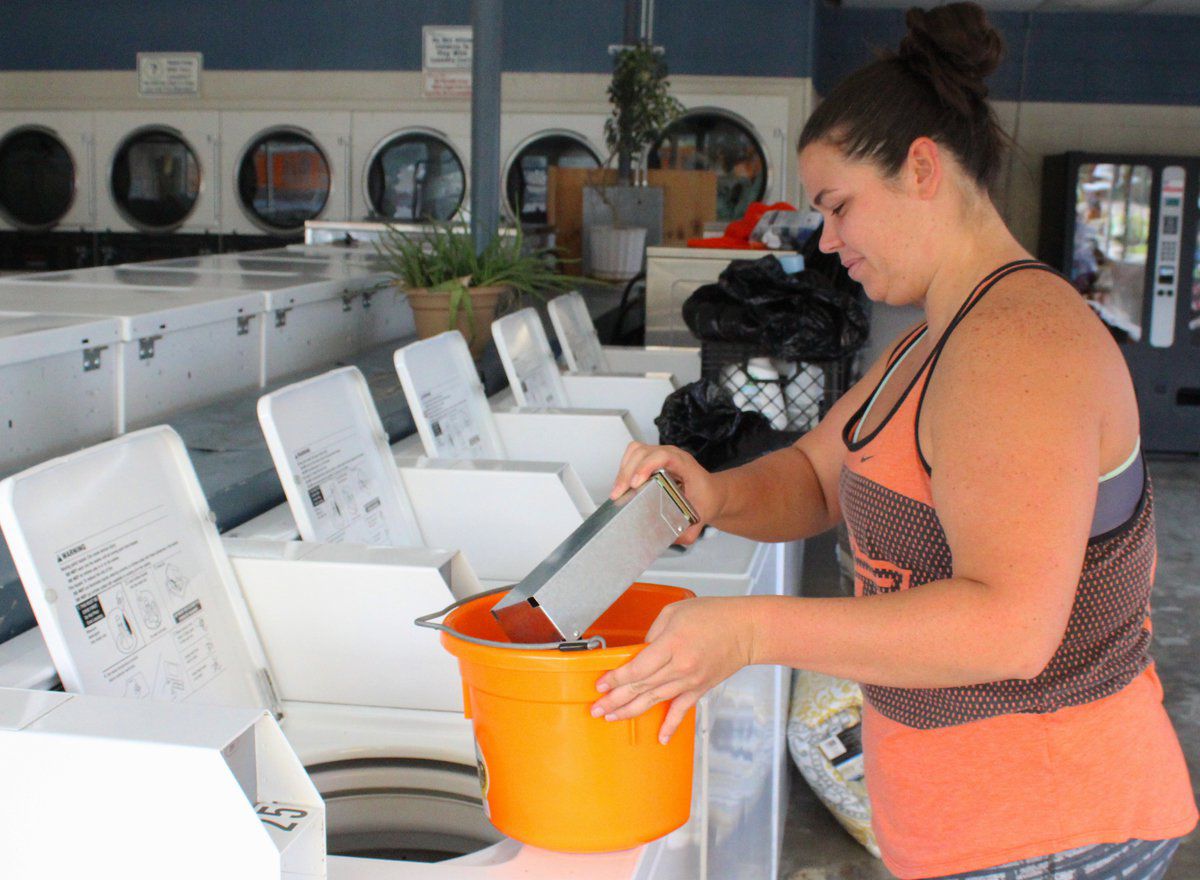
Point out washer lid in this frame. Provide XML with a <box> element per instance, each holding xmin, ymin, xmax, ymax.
<box><xmin>0</xmin><ymin>281</ymin><xmax>261</xmax><ymax>338</ymax></box>
<box><xmin>548</xmin><ymin>291</ymin><xmax>609</xmax><ymax>374</ymax></box>
<box><xmin>0</xmin><ymin>311</ymin><xmax>122</xmax><ymax>369</ymax></box>
<box><xmin>491</xmin><ymin>307</ymin><xmax>569</xmax><ymax>407</ymax></box>
<box><xmin>394</xmin><ymin>331</ymin><xmax>505</xmax><ymax>460</ymax></box>
<box><xmin>257</xmin><ymin>366</ymin><xmax>425</xmax><ymax>548</ymax></box>
<box><xmin>98</xmin><ymin>265</ymin><xmax>389</xmax><ymax>310</ymax></box>
<box><xmin>0</xmin><ymin>426</ymin><xmax>276</xmax><ymax>715</ymax></box>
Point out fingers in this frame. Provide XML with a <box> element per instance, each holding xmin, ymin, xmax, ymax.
<box><xmin>658</xmin><ymin>692</ymin><xmax>700</xmax><ymax>744</ymax></box>
<box><xmin>673</xmin><ymin>521</ymin><xmax>705</xmax><ymax>546</ymax></box>
<box><xmin>595</xmin><ymin>683</ymin><xmax>679</xmax><ymax>723</ymax></box>
<box><xmin>609</xmin><ymin>441</ymin><xmax>696</xmax><ymax>497</ymax></box>
<box><xmin>594</xmin><ymin>638</ymin><xmax>672</xmax><ymax>698</ymax></box>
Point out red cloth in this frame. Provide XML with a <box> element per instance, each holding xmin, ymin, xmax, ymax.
<box><xmin>687</xmin><ymin>201</ymin><xmax>796</xmax><ymax>249</ymax></box>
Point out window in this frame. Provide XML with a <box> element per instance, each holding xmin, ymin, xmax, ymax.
<box><xmin>237</xmin><ymin>128</ymin><xmax>331</xmax><ymax>233</ymax></box>
<box><xmin>366</xmin><ymin>131</ymin><xmax>465</xmax><ymax>222</ymax></box>
<box><xmin>1071</xmin><ymin>163</ymin><xmax>1154</xmax><ymax>340</ymax></box>
<box><xmin>0</xmin><ymin>127</ymin><xmax>75</xmax><ymax>230</ymax></box>
<box><xmin>505</xmin><ymin>132</ymin><xmax>599</xmax><ymax>225</ymax></box>
<box><xmin>111</xmin><ymin>127</ymin><xmax>201</xmax><ymax>230</ymax></box>
<box><xmin>648</xmin><ymin>110</ymin><xmax>768</xmax><ymax>221</ymax></box>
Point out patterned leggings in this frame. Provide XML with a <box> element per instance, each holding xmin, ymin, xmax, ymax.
<box><xmin>925</xmin><ymin>837</ymin><xmax>1181</xmax><ymax>880</ymax></box>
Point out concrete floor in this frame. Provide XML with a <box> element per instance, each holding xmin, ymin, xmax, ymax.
<box><xmin>778</xmin><ymin>456</ymin><xmax>1199</xmax><ymax>879</ymax></box>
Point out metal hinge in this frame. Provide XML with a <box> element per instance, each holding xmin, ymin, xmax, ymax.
<box><xmin>274</xmin><ymin>308</ymin><xmax>292</xmax><ymax>328</ymax></box>
<box><xmin>138</xmin><ymin>335</ymin><xmax>162</xmax><ymax>360</ymax></box>
<box><xmin>258</xmin><ymin>667</ymin><xmax>284</xmax><ymax>721</ymax></box>
<box><xmin>236</xmin><ymin>315</ymin><xmax>255</xmax><ymax>336</ymax></box>
<box><xmin>82</xmin><ymin>345</ymin><xmax>108</xmax><ymax>372</ymax></box>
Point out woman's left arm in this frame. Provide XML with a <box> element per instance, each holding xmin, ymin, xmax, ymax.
<box><xmin>592</xmin><ymin>284</ymin><xmax>1111</xmax><ymax>743</ymax></box>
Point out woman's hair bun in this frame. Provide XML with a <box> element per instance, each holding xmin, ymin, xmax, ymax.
<box><xmin>898</xmin><ymin>3</ymin><xmax>1004</xmax><ymax>112</ymax></box>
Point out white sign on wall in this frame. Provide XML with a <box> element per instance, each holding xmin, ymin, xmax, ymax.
<box><xmin>422</xmin><ymin>26</ymin><xmax>472</xmax><ymax>99</ymax></box>
<box><xmin>137</xmin><ymin>52</ymin><xmax>202</xmax><ymax>97</ymax></box>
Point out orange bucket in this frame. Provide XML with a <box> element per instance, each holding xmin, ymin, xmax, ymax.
<box><xmin>425</xmin><ymin>582</ymin><xmax>696</xmax><ymax>852</ymax></box>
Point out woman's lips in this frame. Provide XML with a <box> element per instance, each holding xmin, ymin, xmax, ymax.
<box><xmin>842</xmin><ymin>256</ymin><xmax>863</xmax><ymax>277</ymax></box>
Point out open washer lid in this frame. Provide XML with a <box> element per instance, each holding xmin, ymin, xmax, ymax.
<box><xmin>547</xmin><ymin>291</ymin><xmax>609</xmax><ymax>374</ymax></box>
<box><xmin>257</xmin><ymin>366</ymin><xmax>424</xmax><ymax>548</ymax></box>
<box><xmin>0</xmin><ymin>427</ymin><xmax>277</xmax><ymax>714</ymax></box>
<box><xmin>393</xmin><ymin>331</ymin><xmax>506</xmax><ymax>460</ymax></box>
<box><xmin>490</xmin><ymin>307</ymin><xmax>568</xmax><ymax>407</ymax></box>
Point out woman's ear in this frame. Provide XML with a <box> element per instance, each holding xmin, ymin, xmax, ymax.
<box><xmin>907</xmin><ymin>137</ymin><xmax>942</xmax><ymax>201</ymax></box>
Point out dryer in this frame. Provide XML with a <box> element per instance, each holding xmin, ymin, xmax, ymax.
<box><xmin>350</xmin><ymin>113</ymin><xmax>471</xmax><ymax>223</ymax></box>
<box><xmin>0</xmin><ymin>111</ymin><xmax>96</xmax><ymax>233</ymax></box>
<box><xmin>93</xmin><ymin>110</ymin><xmax>220</xmax><ymax>234</ymax></box>
<box><xmin>500</xmin><ymin>114</ymin><xmax>606</xmax><ymax>226</ymax></box>
<box><xmin>219</xmin><ymin>111</ymin><xmax>353</xmax><ymax>238</ymax></box>
<box><xmin>648</xmin><ymin>95</ymin><xmax>791</xmax><ymax>222</ymax></box>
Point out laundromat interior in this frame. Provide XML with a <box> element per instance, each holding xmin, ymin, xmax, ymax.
<box><xmin>0</xmin><ymin>1</ymin><xmax>1197</xmax><ymax>878</ymax></box>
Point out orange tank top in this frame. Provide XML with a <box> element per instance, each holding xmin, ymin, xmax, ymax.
<box><xmin>838</xmin><ymin>260</ymin><xmax>1197</xmax><ymax>878</ymax></box>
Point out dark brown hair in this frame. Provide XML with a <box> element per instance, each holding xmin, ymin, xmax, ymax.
<box><xmin>799</xmin><ymin>3</ymin><xmax>1007</xmax><ymax>190</ymax></box>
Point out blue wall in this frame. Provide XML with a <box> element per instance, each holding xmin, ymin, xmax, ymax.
<box><xmin>4</xmin><ymin>1</ymin><xmax>1199</xmax><ymax>105</ymax></box>
<box><xmin>2</xmin><ymin>0</ymin><xmax>814</xmax><ymax>77</ymax></box>
<box><xmin>814</xmin><ymin>6</ymin><xmax>1200</xmax><ymax>106</ymax></box>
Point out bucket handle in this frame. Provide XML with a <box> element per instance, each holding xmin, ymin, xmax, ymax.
<box><xmin>415</xmin><ymin>587</ymin><xmax>608</xmax><ymax>652</ymax></box>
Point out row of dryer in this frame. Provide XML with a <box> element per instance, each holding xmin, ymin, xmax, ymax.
<box><xmin>0</xmin><ymin>98</ymin><xmax>789</xmax><ymax>237</ymax></box>
<box><xmin>0</xmin><ymin>252</ymin><xmax>801</xmax><ymax>877</ymax></box>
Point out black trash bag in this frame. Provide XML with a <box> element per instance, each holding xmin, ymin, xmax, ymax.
<box><xmin>655</xmin><ymin>380</ymin><xmax>800</xmax><ymax>471</ymax></box>
<box><xmin>682</xmin><ymin>254</ymin><xmax>868</xmax><ymax>362</ymax></box>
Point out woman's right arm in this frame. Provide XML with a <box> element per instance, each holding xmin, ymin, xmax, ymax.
<box><xmin>611</xmin><ymin>332</ymin><xmax>906</xmax><ymax>543</ymax></box>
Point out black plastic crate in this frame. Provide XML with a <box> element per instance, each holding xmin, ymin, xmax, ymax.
<box><xmin>700</xmin><ymin>341</ymin><xmax>857</xmax><ymax>434</ymax></box>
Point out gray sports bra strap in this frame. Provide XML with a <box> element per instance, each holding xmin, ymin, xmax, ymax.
<box><xmin>1091</xmin><ymin>451</ymin><xmax>1145</xmax><ymax>539</ymax></box>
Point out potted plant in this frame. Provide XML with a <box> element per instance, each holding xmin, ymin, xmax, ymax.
<box><xmin>376</xmin><ymin>223</ymin><xmax>575</xmax><ymax>358</ymax></box>
<box><xmin>586</xmin><ymin>41</ymin><xmax>683</xmax><ymax>281</ymax></box>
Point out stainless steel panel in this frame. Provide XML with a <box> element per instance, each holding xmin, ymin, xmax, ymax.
<box><xmin>492</xmin><ymin>470</ymin><xmax>698</xmax><ymax>642</ymax></box>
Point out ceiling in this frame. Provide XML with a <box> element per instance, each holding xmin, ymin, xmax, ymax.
<box><xmin>834</xmin><ymin>0</ymin><xmax>1200</xmax><ymax>14</ymax></box>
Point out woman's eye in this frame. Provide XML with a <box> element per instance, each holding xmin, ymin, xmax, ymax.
<box><xmin>832</xmin><ymin>202</ymin><xmax>846</xmax><ymax>217</ymax></box>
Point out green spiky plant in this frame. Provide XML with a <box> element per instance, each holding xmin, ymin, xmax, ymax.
<box><xmin>376</xmin><ymin>223</ymin><xmax>576</xmax><ymax>345</ymax></box>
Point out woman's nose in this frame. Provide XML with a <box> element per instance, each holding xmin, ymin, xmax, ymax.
<box><xmin>818</xmin><ymin>221</ymin><xmax>841</xmax><ymax>254</ymax></box>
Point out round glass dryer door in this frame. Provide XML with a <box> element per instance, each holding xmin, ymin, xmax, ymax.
<box><xmin>648</xmin><ymin>110</ymin><xmax>768</xmax><ymax>221</ymax></box>
<box><xmin>238</xmin><ymin>128</ymin><xmax>331</xmax><ymax>234</ymax></box>
<box><xmin>366</xmin><ymin>131</ymin><xmax>465</xmax><ymax>222</ymax></box>
<box><xmin>0</xmin><ymin>127</ymin><xmax>75</xmax><ymax>230</ymax></box>
<box><xmin>110</xmin><ymin>127</ymin><xmax>201</xmax><ymax>231</ymax></box>
<box><xmin>505</xmin><ymin>132</ymin><xmax>599</xmax><ymax>225</ymax></box>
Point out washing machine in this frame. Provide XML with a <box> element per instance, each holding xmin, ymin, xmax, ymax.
<box><xmin>92</xmin><ymin>110</ymin><xmax>220</xmax><ymax>234</ymax></box>
<box><xmin>647</xmin><ymin>96</ymin><xmax>791</xmax><ymax>222</ymax></box>
<box><xmin>0</xmin><ymin>426</ymin><xmax>779</xmax><ymax>878</ymax></box>
<box><xmin>0</xmin><ymin>111</ymin><xmax>96</xmax><ymax>233</ymax></box>
<box><xmin>500</xmin><ymin>114</ymin><xmax>606</xmax><ymax>226</ymax></box>
<box><xmin>219</xmin><ymin>111</ymin><xmax>353</xmax><ymax>238</ymax></box>
<box><xmin>350</xmin><ymin>113</ymin><xmax>471</xmax><ymax>223</ymax></box>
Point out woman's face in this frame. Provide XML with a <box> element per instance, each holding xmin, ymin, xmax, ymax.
<box><xmin>798</xmin><ymin>140</ymin><xmax>931</xmax><ymax>306</ymax></box>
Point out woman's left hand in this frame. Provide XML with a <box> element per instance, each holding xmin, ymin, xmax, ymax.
<box><xmin>590</xmin><ymin>597</ymin><xmax>757</xmax><ymax>744</ymax></box>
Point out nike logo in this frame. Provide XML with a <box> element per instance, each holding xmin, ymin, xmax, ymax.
<box><xmin>861</xmin><ymin>454</ymin><xmax>876</xmax><ymax>463</ymax></box>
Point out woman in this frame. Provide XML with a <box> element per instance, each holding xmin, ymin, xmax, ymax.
<box><xmin>590</xmin><ymin>5</ymin><xmax>1197</xmax><ymax>878</ymax></box>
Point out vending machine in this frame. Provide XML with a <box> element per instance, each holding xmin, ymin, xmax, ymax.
<box><xmin>1039</xmin><ymin>152</ymin><xmax>1200</xmax><ymax>455</ymax></box>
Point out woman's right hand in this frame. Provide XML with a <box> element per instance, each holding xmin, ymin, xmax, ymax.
<box><xmin>610</xmin><ymin>443</ymin><xmax>721</xmax><ymax>545</ymax></box>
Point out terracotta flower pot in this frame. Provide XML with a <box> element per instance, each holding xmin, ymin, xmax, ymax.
<box><xmin>405</xmin><ymin>284</ymin><xmax>508</xmax><ymax>358</ymax></box>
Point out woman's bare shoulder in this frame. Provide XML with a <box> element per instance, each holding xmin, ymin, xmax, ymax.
<box><xmin>940</xmin><ymin>269</ymin><xmax>1116</xmax><ymax>380</ymax></box>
